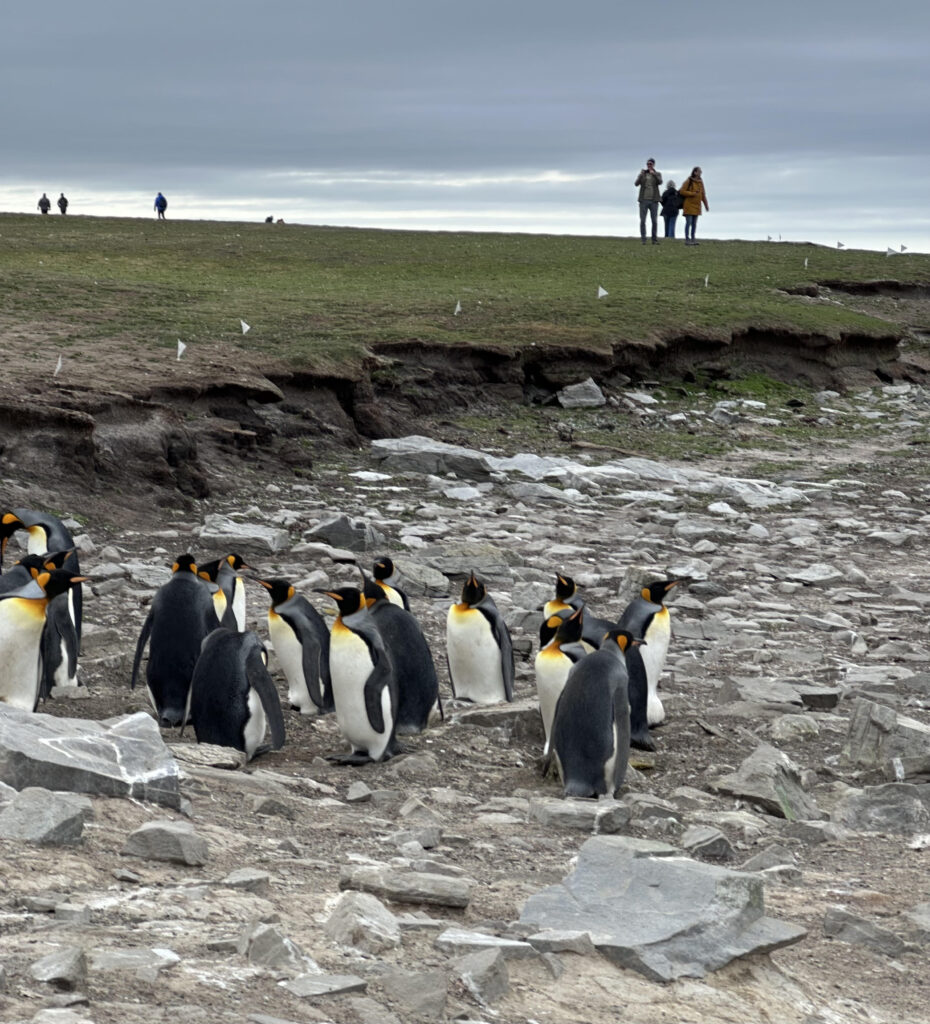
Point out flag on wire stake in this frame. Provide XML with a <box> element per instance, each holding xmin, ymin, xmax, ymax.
<box><xmin>804</xmin><ymin>257</ymin><xmax>809</xmax><ymax>269</ymax></box>
<box><xmin>886</xmin><ymin>247</ymin><xmax>897</xmax><ymax>257</ymax></box>
<box><xmin>901</xmin><ymin>245</ymin><xmax>908</xmax><ymax>253</ymax></box>
<box><xmin>54</xmin><ymin>355</ymin><xmax>62</xmax><ymax>377</ymax></box>
<box><xmin>597</xmin><ymin>286</ymin><xmax>608</xmax><ymax>299</ymax></box>
<box><xmin>767</xmin><ymin>235</ymin><xmax>772</xmax><ymax>242</ymax></box>
<box><xmin>240</xmin><ymin>319</ymin><xmax>251</xmax><ymax>335</ymax></box>
<box><xmin>454</xmin><ymin>300</ymin><xmax>462</xmax><ymax>316</ymax></box>
<box><xmin>177</xmin><ymin>340</ymin><xmax>187</xmax><ymax>360</ymax></box>
<box><xmin>704</xmin><ymin>275</ymin><xmax>709</xmax><ymax>288</ymax></box>
<box><xmin>837</xmin><ymin>242</ymin><xmax>845</xmax><ymax>249</ymax></box>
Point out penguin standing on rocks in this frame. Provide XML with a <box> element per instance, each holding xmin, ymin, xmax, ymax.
<box><xmin>322</xmin><ymin>585</ymin><xmax>399</xmax><ymax>763</ymax></box>
<box><xmin>534</xmin><ymin>606</ymin><xmax>588</xmax><ymax>752</ymax></box>
<box><xmin>187</xmin><ymin>629</ymin><xmax>285</xmax><ymax>759</ymax></box>
<box><xmin>257</xmin><ymin>578</ymin><xmax>333</xmax><ymax>714</ymax></box>
<box><xmin>446</xmin><ymin>573</ymin><xmax>514</xmax><ymax>705</ymax></box>
<box><xmin>549</xmin><ymin>629</ymin><xmax>638</xmax><ymax>799</ymax></box>
<box><xmin>131</xmin><ymin>554</ymin><xmax>222</xmax><ymax>727</ymax></box>
<box><xmin>9</xmin><ymin>509</ymin><xmax>82</xmax><ymax>640</ymax></box>
<box><xmin>540</xmin><ymin>573</ymin><xmax>613</xmax><ymax>650</ymax></box>
<box><xmin>199</xmin><ymin>554</ymin><xmax>251</xmax><ymax>631</ymax></box>
<box><xmin>363</xmin><ymin>576</ymin><xmax>440</xmax><ymax>734</ymax></box>
<box><xmin>372</xmin><ymin>556</ymin><xmax>410</xmax><ymax>610</ymax></box>
<box><xmin>617</xmin><ymin>579</ymin><xmax>683</xmax><ymax>727</ymax></box>
<box><xmin>0</xmin><ymin>569</ymin><xmax>88</xmax><ymax>711</ymax></box>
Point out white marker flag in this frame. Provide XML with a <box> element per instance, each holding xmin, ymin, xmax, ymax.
<box><xmin>454</xmin><ymin>300</ymin><xmax>462</xmax><ymax>316</ymax></box>
<box><xmin>886</xmin><ymin>247</ymin><xmax>897</xmax><ymax>257</ymax></box>
<box><xmin>240</xmin><ymin>319</ymin><xmax>251</xmax><ymax>334</ymax></box>
<box><xmin>54</xmin><ymin>355</ymin><xmax>62</xmax><ymax>377</ymax></box>
<box><xmin>767</xmin><ymin>235</ymin><xmax>772</xmax><ymax>242</ymax></box>
<box><xmin>901</xmin><ymin>245</ymin><xmax>908</xmax><ymax>252</ymax></box>
<box><xmin>804</xmin><ymin>257</ymin><xmax>809</xmax><ymax>268</ymax></box>
<box><xmin>177</xmin><ymin>340</ymin><xmax>187</xmax><ymax>360</ymax></box>
<box><xmin>837</xmin><ymin>242</ymin><xmax>845</xmax><ymax>249</ymax></box>
<box><xmin>597</xmin><ymin>286</ymin><xmax>608</xmax><ymax>299</ymax></box>
<box><xmin>704</xmin><ymin>275</ymin><xmax>709</xmax><ymax>288</ymax></box>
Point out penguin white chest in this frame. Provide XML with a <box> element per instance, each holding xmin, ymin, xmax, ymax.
<box><xmin>231</xmin><ymin>581</ymin><xmax>247</xmax><ymax>632</ymax></box>
<box><xmin>0</xmin><ymin>599</ymin><xmax>46</xmax><ymax>710</ymax></box>
<box><xmin>447</xmin><ymin>607</ymin><xmax>505</xmax><ymax>704</ymax></box>
<box><xmin>243</xmin><ymin>687</ymin><xmax>267</xmax><ymax>759</ymax></box>
<box><xmin>534</xmin><ymin>647</ymin><xmax>573</xmax><ymax>746</ymax></box>
<box><xmin>641</xmin><ymin>608</ymin><xmax>671</xmax><ymax>726</ymax></box>
<box><xmin>269</xmin><ymin>613</ymin><xmax>316</xmax><ymax>714</ymax></box>
<box><xmin>330</xmin><ymin>627</ymin><xmax>390</xmax><ymax>758</ymax></box>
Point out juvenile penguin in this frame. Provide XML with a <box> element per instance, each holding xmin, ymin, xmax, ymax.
<box><xmin>11</xmin><ymin>509</ymin><xmax>82</xmax><ymax>640</ymax></box>
<box><xmin>549</xmin><ymin>628</ymin><xmax>638</xmax><ymax>799</ymax></box>
<box><xmin>198</xmin><ymin>554</ymin><xmax>251</xmax><ymax>631</ymax></box>
<box><xmin>363</xmin><ymin>576</ymin><xmax>440</xmax><ymax>734</ymax></box>
<box><xmin>323</xmin><ymin>585</ymin><xmax>398</xmax><ymax>763</ymax></box>
<box><xmin>540</xmin><ymin>573</ymin><xmax>612</xmax><ymax>649</ymax></box>
<box><xmin>446</xmin><ymin>573</ymin><xmax>514</xmax><ymax>705</ymax></box>
<box><xmin>372</xmin><ymin>556</ymin><xmax>410</xmax><ymax>610</ymax></box>
<box><xmin>258</xmin><ymin>578</ymin><xmax>333</xmax><ymax>714</ymax></box>
<box><xmin>534</xmin><ymin>606</ymin><xmax>588</xmax><ymax>752</ymax></box>
<box><xmin>188</xmin><ymin>628</ymin><xmax>285</xmax><ymax>760</ymax></box>
<box><xmin>130</xmin><ymin>554</ymin><xmax>222</xmax><ymax>727</ymax></box>
<box><xmin>617</xmin><ymin>578</ymin><xmax>683</xmax><ymax>726</ymax></box>
<box><xmin>0</xmin><ymin>569</ymin><xmax>88</xmax><ymax>711</ymax></box>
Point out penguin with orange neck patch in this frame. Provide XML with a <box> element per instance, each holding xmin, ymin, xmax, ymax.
<box><xmin>322</xmin><ymin>585</ymin><xmax>399</xmax><ymax>763</ymax></box>
<box><xmin>534</xmin><ymin>606</ymin><xmax>588</xmax><ymax>752</ymax></box>
<box><xmin>372</xmin><ymin>556</ymin><xmax>410</xmax><ymax>610</ymax></box>
<box><xmin>540</xmin><ymin>573</ymin><xmax>612</xmax><ymax>650</ymax></box>
<box><xmin>446</xmin><ymin>573</ymin><xmax>513</xmax><ymax>704</ymax></box>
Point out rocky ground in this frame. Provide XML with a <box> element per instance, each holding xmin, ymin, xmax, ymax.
<box><xmin>3</xmin><ymin>378</ymin><xmax>930</xmax><ymax>1024</ymax></box>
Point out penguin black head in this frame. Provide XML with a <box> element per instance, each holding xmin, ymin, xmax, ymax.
<box><xmin>362</xmin><ymin>575</ymin><xmax>386</xmax><ymax>607</ymax></box>
<box><xmin>197</xmin><ymin>558</ymin><xmax>221</xmax><ymax>582</ymax></box>
<box><xmin>36</xmin><ymin>569</ymin><xmax>90</xmax><ymax>601</ymax></box>
<box><xmin>1</xmin><ymin>512</ymin><xmax>24</xmax><ymax>560</ymax></box>
<box><xmin>225</xmin><ymin>553</ymin><xmax>250</xmax><ymax>571</ymax></box>
<box><xmin>321</xmin><ymin>586</ymin><xmax>365</xmax><ymax>618</ymax></box>
<box><xmin>554</xmin><ymin>573</ymin><xmax>576</xmax><ymax>602</ymax></box>
<box><xmin>172</xmin><ymin>554</ymin><xmax>199</xmax><ymax>575</ymax></box>
<box><xmin>257</xmin><ymin>578</ymin><xmax>295</xmax><ymax>607</ymax></box>
<box><xmin>40</xmin><ymin>549</ymin><xmax>73</xmax><ymax>570</ymax></box>
<box><xmin>373</xmin><ymin>556</ymin><xmax>396</xmax><ymax>582</ymax></box>
<box><xmin>606</xmin><ymin>628</ymin><xmax>643</xmax><ymax>653</ymax></box>
<box><xmin>643</xmin><ymin>579</ymin><xmax>683</xmax><ymax>604</ymax></box>
<box><xmin>16</xmin><ymin>554</ymin><xmax>51</xmax><ymax>577</ymax></box>
<box><xmin>460</xmin><ymin>573</ymin><xmax>487</xmax><ymax>608</ymax></box>
<box><xmin>554</xmin><ymin>605</ymin><xmax>584</xmax><ymax>645</ymax></box>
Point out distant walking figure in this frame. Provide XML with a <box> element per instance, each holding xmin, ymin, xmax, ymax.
<box><xmin>635</xmin><ymin>158</ymin><xmax>663</xmax><ymax>245</ymax></box>
<box><xmin>154</xmin><ymin>192</ymin><xmax>167</xmax><ymax>220</ymax></box>
<box><xmin>38</xmin><ymin>193</ymin><xmax>51</xmax><ymax>214</ymax></box>
<box><xmin>679</xmin><ymin>167</ymin><xmax>709</xmax><ymax>246</ymax></box>
<box><xmin>57</xmin><ymin>193</ymin><xmax>69</xmax><ymax>215</ymax></box>
<box><xmin>660</xmin><ymin>181</ymin><xmax>682</xmax><ymax>238</ymax></box>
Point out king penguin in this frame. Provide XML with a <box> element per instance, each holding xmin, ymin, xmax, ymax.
<box><xmin>257</xmin><ymin>577</ymin><xmax>333</xmax><ymax>714</ymax></box>
<box><xmin>540</xmin><ymin>573</ymin><xmax>613</xmax><ymax>650</ymax></box>
<box><xmin>549</xmin><ymin>628</ymin><xmax>638</xmax><ymax>799</ymax></box>
<box><xmin>446</xmin><ymin>573</ymin><xmax>514</xmax><ymax>705</ymax></box>
<box><xmin>322</xmin><ymin>585</ymin><xmax>399</xmax><ymax>763</ymax></box>
<box><xmin>0</xmin><ymin>511</ymin><xmax>25</xmax><ymax>571</ymax></box>
<box><xmin>534</xmin><ymin>606</ymin><xmax>588</xmax><ymax>752</ymax></box>
<box><xmin>0</xmin><ymin>569</ymin><xmax>88</xmax><ymax>711</ymax></box>
<box><xmin>188</xmin><ymin>628</ymin><xmax>285</xmax><ymax>760</ymax></box>
<box><xmin>372</xmin><ymin>556</ymin><xmax>410</xmax><ymax>610</ymax></box>
<box><xmin>11</xmin><ymin>509</ymin><xmax>82</xmax><ymax>641</ymax></box>
<box><xmin>617</xmin><ymin>578</ymin><xmax>683</xmax><ymax>727</ymax></box>
<box><xmin>131</xmin><ymin>554</ymin><xmax>222</xmax><ymax>727</ymax></box>
<box><xmin>363</xmin><ymin>576</ymin><xmax>440</xmax><ymax>734</ymax></box>
<box><xmin>198</xmin><ymin>554</ymin><xmax>251</xmax><ymax>631</ymax></box>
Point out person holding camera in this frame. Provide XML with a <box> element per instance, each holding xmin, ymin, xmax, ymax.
<box><xmin>634</xmin><ymin>158</ymin><xmax>663</xmax><ymax>245</ymax></box>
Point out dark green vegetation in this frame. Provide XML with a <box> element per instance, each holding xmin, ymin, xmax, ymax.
<box><xmin>1</xmin><ymin>213</ymin><xmax>927</xmax><ymax>378</ymax></box>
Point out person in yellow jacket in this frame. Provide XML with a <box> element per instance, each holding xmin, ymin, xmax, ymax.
<box><xmin>679</xmin><ymin>167</ymin><xmax>709</xmax><ymax>246</ymax></box>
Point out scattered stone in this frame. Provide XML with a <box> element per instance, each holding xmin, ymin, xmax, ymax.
<box><xmin>0</xmin><ymin>708</ymin><xmax>180</xmax><ymax>808</ymax></box>
<box><xmin>306</xmin><ymin>513</ymin><xmax>385</xmax><ymax>551</ymax></box>
<box><xmin>239</xmin><ymin>923</ymin><xmax>307</xmax><ymax>970</ymax></box>
<box><xmin>435</xmin><ymin>928</ymin><xmax>536</xmax><ymax>960</ymax></box>
<box><xmin>520</xmin><ymin>836</ymin><xmax>806</xmax><ymax>981</ymax></box>
<box><xmin>378</xmin><ymin>969</ymin><xmax>448</xmax><ymax>1019</ymax></box>
<box><xmin>681</xmin><ymin>825</ymin><xmax>734</xmax><ymax>860</ymax></box>
<box><xmin>903</xmin><ymin>902</ymin><xmax>930</xmax><ymax>943</ymax></box>
<box><xmin>452</xmin><ymin>947</ymin><xmax>510</xmax><ymax>1005</ymax></box>
<box><xmin>122</xmin><ymin>819</ymin><xmax>209</xmax><ymax>866</ymax></box>
<box><xmin>832</xmin><ymin>783</ymin><xmax>930</xmax><ymax>834</ymax></box>
<box><xmin>527</xmin><ymin>797</ymin><xmax>630</xmax><ymax>834</ymax></box>
<box><xmin>30</xmin><ymin>947</ymin><xmax>87</xmax><ymax>990</ymax></box>
<box><xmin>280</xmin><ymin>973</ymin><xmax>367</xmax><ymax>999</ymax></box>
<box><xmin>843</xmin><ymin>698</ymin><xmax>930</xmax><ymax>776</ymax></box>
<box><xmin>198</xmin><ymin>513</ymin><xmax>289</xmax><ymax>553</ymax></box>
<box><xmin>709</xmin><ymin>744</ymin><xmax>824</xmax><ymax>820</ymax></box>
<box><xmin>222</xmin><ymin>869</ymin><xmax>272</xmax><ymax>895</ymax></box>
<box><xmin>771</xmin><ymin>714</ymin><xmax>820</xmax><ymax>742</ymax></box>
<box><xmin>0</xmin><ymin>788</ymin><xmax>91</xmax><ymax>845</ymax></box>
<box><xmin>324</xmin><ymin>891</ymin><xmax>402</xmax><ymax>953</ymax></box>
<box><xmin>527</xmin><ymin>930</ymin><xmax>596</xmax><ymax>955</ymax></box>
<box><xmin>823</xmin><ymin>907</ymin><xmax>911</xmax><ymax>956</ymax></box>
<box><xmin>170</xmin><ymin>743</ymin><xmax>248</xmax><ymax>770</ymax></box>
<box><xmin>339</xmin><ymin>864</ymin><xmax>473</xmax><ymax>908</ymax></box>
<box><xmin>557</xmin><ymin>378</ymin><xmax>606</xmax><ymax>409</ymax></box>
<box><xmin>346</xmin><ymin>781</ymin><xmax>373</xmax><ymax>803</ymax></box>
<box><xmin>88</xmin><ymin>946</ymin><xmax>180</xmax><ymax>979</ymax></box>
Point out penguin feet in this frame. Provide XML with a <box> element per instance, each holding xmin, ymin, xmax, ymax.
<box><xmin>630</xmin><ymin>730</ymin><xmax>657</xmax><ymax>752</ymax></box>
<box><xmin>327</xmin><ymin>750</ymin><xmax>375</xmax><ymax>765</ymax></box>
<box><xmin>536</xmin><ymin>752</ymin><xmax>560</xmax><ymax>780</ymax></box>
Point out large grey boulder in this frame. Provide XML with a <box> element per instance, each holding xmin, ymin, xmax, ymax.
<box><xmin>30</xmin><ymin>946</ymin><xmax>87</xmax><ymax>989</ymax></box>
<box><xmin>832</xmin><ymin>783</ymin><xmax>930</xmax><ymax>834</ymax></box>
<box><xmin>0</xmin><ymin>788</ymin><xmax>92</xmax><ymax>845</ymax></box>
<box><xmin>0</xmin><ymin>708</ymin><xmax>180</xmax><ymax>809</ymax></box>
<box><xmin>519</xmin><ymin>836</ymin><xmax>806</xmax><ymax>982</ymax></box>
<box><xmin>557</xmin><ymin>378</ymin><xmax>606</xmax><ymax>409</ymax></box>
<box><xmin>843</xmin><ymin>698</ymin><xmax>930</xmax><ymax>779</ymax></box>
<box><xmin>305</xmin><ymin>513</ymin><xmax>386</xmax><ymax>552</ymax></box>
<box><xmin>324</xmin><ymin>891</ymin><xmax>401</xmax><ymax>953</ymax></box>
<box><xmin>198</xmin><ymin>513</ymin><xmax>289</xmax><ymax>554</ymax></box>
<box><xmin>371</xmin><ymin>436</ymin><xmax>493</xmax><ymax>480</ymax></box>
<box><xmin>122</xmin><ymin>819</ymin><xmax>209</xmax><ymax>865</ymax></box>
<box><xmin>709</xmin><ymin>744</ymin><xmax>824</xmax><ymax>820</ymax></box>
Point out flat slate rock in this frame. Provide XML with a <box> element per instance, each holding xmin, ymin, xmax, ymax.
<box><xmin>0</xmin><ymin>788</ymin><xmax>92</xmax><ymax>845</ymax></box>
<box><xmin>122</xmin><ymin>819</ymin><xmax>209</xmax><ymax>866</ymax></box>
<box><xmin>0</xmin><ymin>708</ymin><xmax>179</xmax><ymax>809</ymax></box>
<box><xmin>709</xmin><ymin>743</ymin><xmax>824</xmax><ymax>820</ymax></box>
<box><xmin>279</xmin><ymin>973</ymin><xmax>367</xmax><ymax>999</ymax></box>
<box><xmin>339</xmin><ymin>864</ymin><xmax>473</xmax><ymax>908</ymax></box>
<box><xmin>519</xmin><ymin>835</ymin><xmax>806</xmax><ymax>982</ymax></box>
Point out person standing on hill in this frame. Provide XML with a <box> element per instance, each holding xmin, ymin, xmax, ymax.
<box><xmin>57</xmin><ymin>193</ymin><xmax>69</xmax><ymax>214</ymax></box>
<box><xmin>634</xmin><ymin>158</ymin><xmax>663</xmax><ymax>245</ymax></box>
<box><xmin>660</xmin><ymin>180</ymin><xmax>682</xmax><ymax>238</ymax></box>
<box><xmin>37</xmin><ymin>193</ymin><xmax>51</xmax><ymax>214</ymax></box>
<box><xmin>154</xmin><ymin>192</ymin><xmax>167</xmax><ymax>219</ymax></box>
<box><xmin>679</xmin><ymin>167</ymin><xmax>709</xmax><ymax>246</ymax></box>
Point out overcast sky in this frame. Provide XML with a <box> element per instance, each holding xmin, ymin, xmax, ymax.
<box><xmin>2</xmin><ymin>0</ymin><xmax>928</xmax><ymax>252</ymax></box>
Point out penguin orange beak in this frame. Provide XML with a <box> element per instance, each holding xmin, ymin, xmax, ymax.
<box><xmin>257</xmin><ymin>579</ymin><xmax>272</xmax><ymax>590</ymax></box>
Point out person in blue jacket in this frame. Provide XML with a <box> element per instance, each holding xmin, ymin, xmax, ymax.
<box><xmin>154</xmin><ymin>192</ymin><xmax>167</xmax><ymax>219</ymax></box>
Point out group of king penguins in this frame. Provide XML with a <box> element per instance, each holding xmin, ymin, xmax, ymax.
<box><xmin>0</xmin><ymin>506</ymin><xmax>683</xmax><ymax>802</ymax></box>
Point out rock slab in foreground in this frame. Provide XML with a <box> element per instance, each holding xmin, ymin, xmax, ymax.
<box><xmin>122</xmin><ymin>820</ymin><xmax>209</xmax><ymax>865</ymax></box>
<box><xmin>0</xmin><ymin>708</ymin><xmax>180</xmax><ymax>809</ymax></box>
<box><xmin>519</xmin><ymin>836</ymin><xmax>807</xmax><ymax>981</ymax></box>
<box><xmin>0</xmin><ymin>788</ymin><xmax>92</xmax><ymax>845</ymax></box>
<box><xmin>339</xmin><ymin>864</ymin><xmax>473</xmax><ymax>908</ymax></box>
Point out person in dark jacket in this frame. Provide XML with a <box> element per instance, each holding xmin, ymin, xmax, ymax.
<box><xmin>154</xmin><ymin>192</ymin><xmax>167</xmax><ymax>219</ymax></box>
<box><xmin>37</xmin><ymin>193</ymin><xmax>51</xmax><ymax>214</ymax></box>
<box><xmin>634</xmin><ymin>158</ymin><xmax>663</xmax><ymax>245</ymax></box>
<box><xmin>57</xmin><ymin>193</ymin><xmax>69</xmax><ymax>215</ymax></box>
<box><xmin>660</xmin><ymin>181</ymin><xmax>682</xmax><ymax>238</ymax></box>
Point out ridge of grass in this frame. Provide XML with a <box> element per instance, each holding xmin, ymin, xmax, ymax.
<box><xmin>0</xmin><ymin>214</ymin><xmax>927</xmax><ymax>378</ymax></box>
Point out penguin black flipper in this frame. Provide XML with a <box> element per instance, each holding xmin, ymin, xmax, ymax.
<box><xmin>626</xmin><ymin>641</ymin><xmax>655</xmax><ymax>751</ymax></box>
<box><xmin>363</xmin><ymin>647</ymin><xmax>392</xmax><ymax>737</ymax></box>
<box><xmin>245</xmin><ymin>641</ymin><xmax>285</xmax><ymax>751</ymax></box>
<box><xmin>279</xmin><ymin>607</ymin><xmax>327</xmax><ymax>711</ymax></box>
<box><xmin>130</xmin><ymin>610</ymin><xmax>154</xmax><ymax>690</ymax></box>
<box><xmin>492</xmin><ymin>614</ymin><xmax>515</xmax><ymax>702</ymax></box>
<box><xmin>39</xmin><ymin>593</ymin><xmax>80</xmax><ymax>700</ymax></box>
